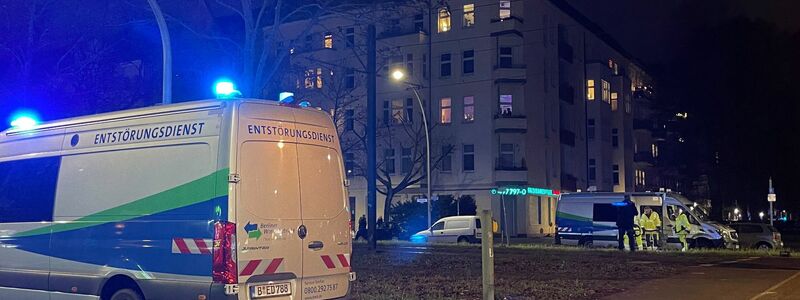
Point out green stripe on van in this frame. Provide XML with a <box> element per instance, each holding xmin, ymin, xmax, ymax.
<box><xmin>15</xmin><ymin>168</ymin><xmax>229</xmax><ymax>237</ymax></box>
<box><xmin>556</xmin><ymin>211</ymin><xmax>592</xmax><ymax>222</ymax></box>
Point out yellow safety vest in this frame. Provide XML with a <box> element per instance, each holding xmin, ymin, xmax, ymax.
<box><xmin>640</xmin><ymin>212</ymin><xmax>661</xmax><ymax>231</ymax></box>
<box><xmin>675</xmin><ymin>213</ymin><xmax>691</xmax><ymax>234</ymax></box>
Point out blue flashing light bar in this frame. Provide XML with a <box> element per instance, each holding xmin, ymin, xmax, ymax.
<box><xmin>214</xmin><ymin>79</ymin><xmax>241</xmax><ymax>99</ymax></box>
<box><xmin>9</xmin><ymin>111</ymin><xmax>40</xmax><ymax>130</ymax></box>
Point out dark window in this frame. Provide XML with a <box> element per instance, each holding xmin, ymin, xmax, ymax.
<box><xmin>612</xmin><ymin>164</ymin><xmax>620</xmax><ymax>185</ymax></box>
<box><xmin>441</xmin><ymin>145</ymin><xmax>452</xmax><ymax>172</ymax></box>
<box><xmin>463</xmin><ymin>50</ymin><xmax>474</xmax><ymax>74</ymax></box>
<box><xmin>349</xmin><ymin>196</ymin><xmax>356</xmax><ymax>221</ymax></box>
<box><xmin>384</xmin><ymin>148</ymin><xmax>395</xmax><ymax>174</ymax></box>
<box><xmin>499</xmin><ymin>47</ymin><xmax>513</xmax><ymax>68</ymax></box>
<box><xmin>588</xmin><ymin>159</ymin><xmax>596</xmax><ymax>181</ymax></box>
<box><xmin>401</xmin><ymin>147</ymin><xmax>412</xmax><ymax>174</ymax></box>
<box><xmin>345</xmin><ymin>109</ymin><xmax>354</xmax><ymax>131</ymax></box>
<box><xmin>592</xmin><ymin>203</ymin><xmax>617</xmax><ymax>222</ymax></box>
<box><xmin>345</xmin><ymin>68</ymin><xmax>355</xmax><ymax>88</ymax></box>
<box><xmin>463</xmin><ymin>144</ymin><xmax>475</xmax><ymax>171</ymax></box>
<box><xmin>475</xmin><ymin>218</ymin><xmax>481</xmax><ymax>229</ymax></box>
<box><xmin>406</xmin><ymin>98</ymin><xmax>414</xmax><ymax>123</ymax></box>
<box><xmin>382</xmin><ymin>100</ymin><xmax>389</xmax><ymax>124</ymax></box>
<box><xmin>345</xmin><ymin>27</ymin><xmax>355</xmax><ymax>47</ymax></box>
<box><xmin>414</xmin><ymin>14</ymin><xmax>424</xmax><ymax>32</ymax></box>
<box><xmin>612</xmin><ymin>128</ymin><xmax>619</xmax><ymax>148</ymax></box>
<box><xmin>0</xmin><ymin>156</ymin><xmax>61</xmax><ymax>223</ymax></box>
<box><xmin>588</xmin><ymin>119</ymin><xmax>595</xmax><ymax>139</ymax></box>
<box><xmin>344</xmin><ymin>152</ymin><xmax>355</xmax><ymax>176</ymax></box>
<box><xmin>440</xmin><ymin>53</ymin><xmax>452</xmax><ymax>77</ymax></box>
<box><xmin>431</xmin><ymin>221</ymin><xmax>445</xmax><ymax>230</ymax></box>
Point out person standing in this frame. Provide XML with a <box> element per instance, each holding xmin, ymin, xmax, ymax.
<box><xmin>675</xmin><ymin>209</ymin><xmax>691</xmax><ymax>251</ymax></box>
<box><xmin>356</xmin><ymin>214</ymin><xmax>367</xmax><ymax>240</ymax></box>
<box><xmin>617</xmin><ymin>196</ymin><xmax>639</xmax><ymax>251</ymax></box>
<box><xmin>640</xmin><ymin>206</ymin><xmax>662</xmax><ymax>250</ymax></box>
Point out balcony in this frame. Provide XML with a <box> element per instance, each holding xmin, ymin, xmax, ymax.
<box><xmin>494</xmin><ymin>115</ymin><xmax>527</xmax><ymax>133</ymax></box>
<box><xmin>559</xmin><ymin>84</ymin><xmax>575</xmax><ymax>104</ymax></box>
<box><xmin>634</xmin><ymin>152</ymin><xmax>655</xmax><ymax>165</ymax></box>
<box><xmin>490</xmin><ymin>16</ymin><xmax>524</xmax><ymax>37</ymax></box>
<box><xmin>558</xmin><ymin>41</ymin><xmax>574</xmax><ymax>63</ymax></box>
<box><xmin>377</xmin><ymin>27</ymin><xmax>427</xmax><ymax>44</ymax></box>
<box><xmin>495</xmin><ymin>158</ymin><xmax>527</xmax><ymax>183</ymax></box>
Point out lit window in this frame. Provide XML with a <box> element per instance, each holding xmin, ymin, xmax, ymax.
<box><xmin>323</xmin><ymin>33</ymin><xmax>333</xmax><ymax>48</ymax></box>
<box><xmin>392</xmin><ymin>99</ymin><xmax>404</xmax><ymax>123</ymax></box>
<box><xmin>440</xmin><ymin>53</ymin><xmax>451</xmax><ymax>77</ymax></box>
<box><xmin>463</xmin><ymin>50</ymin><xmax>474</xmax><ymax>74</ymax></box>
<box><xmin>463</xmin><ymin>96</ymin><xmax>475</xmax><ymax>122</ymax></box>
<box><xmin>316</xmin><ymin>68</ymin><xmax>323</xmax><ymax>88</ymax></box>
<box><xmin>499</xmin><ymin>94</ymin><xmax>512</xmax><ymax>116</ymax></box>
<box><xmin>601</xmin><ymin>80</ymin><xmax>610</xmax><ymax>103</ymax></box>
<box><xmin>611</xmin><ymin>92</ymin><xmax>619</xmax><ymax>111</ymax></box>
<box><xmin>651</xmin><ymin>144</ymin><xmax>659</xmax><ymax>158</ymax></box>
<box><xmin>438</xmin><ymin>8</ymin><xmax>451</xmax><ymax>33</ymax></box>
<box><xmin>499</xmin><ymin>0</ymin><xmax>511</xmax><ymax>20</ymax></box>
<box><xmin>440</xmin><ymin>97</ymin><xmax>452</xmax><ymax>124</ymax></box>
<box><xmin>304</xmin><ymin>69</ymin><xmax>315</xmax><ymax>89</ymax></box>
<box><xmin>463</xmin><ymin>4</ymin><xmax>475</xmax><ymax>27</ymax></box>
<box><xmin>587</xmin><ymin>79</ymin><xmax>595</xmax><ymax>100</ymax></box>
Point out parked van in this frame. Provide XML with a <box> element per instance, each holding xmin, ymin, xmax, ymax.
<box><xmin>410</xmin><ymin>216</ymin><xmax>482</xmax><ymax>243</ymax></box>
<box><xmin>0</xmin><ymin>99</ymin><xmax>354</xmax><ymax>299</ymax></box>
<box><xmin>555</xmin><ymin>192</ymin><xmax>739</xmax><ymax>249</ymax></box>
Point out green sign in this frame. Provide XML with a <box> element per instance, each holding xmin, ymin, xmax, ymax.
<box><xmin>490</xmin><ymin>186</ymin><xmax>560</xmax><ymax>196</ymax></box>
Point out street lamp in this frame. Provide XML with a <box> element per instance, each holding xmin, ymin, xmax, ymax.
<box><xmin>390</xmin><ymin>69</ymin><xmax>432</xmax><ymax>228</ymax></box>
<box><xmin>759</xmin><ymin>211</ymin><xmax>765</xmax><ymax>220</ymax></box>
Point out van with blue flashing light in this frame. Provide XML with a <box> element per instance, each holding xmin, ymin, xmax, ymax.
<box><xmin>0</xmin><ymin>99</ymin><xmax>354</xmax><ymax>299</ymax></box>
<box><xmin>555</xmin><ymin>192</ymin><xmax>738</xmax><ymax>249</ymax></box>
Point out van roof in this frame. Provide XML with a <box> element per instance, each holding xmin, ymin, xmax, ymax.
<box><xmin>0</xmin><ymin>99</ymin><xmax>322</xmax><ymax>138</ymax></box>
<box><xmin>439</xmin><ymin>215</ymin><xmax>478</xmax><ymax>221</ymax></box>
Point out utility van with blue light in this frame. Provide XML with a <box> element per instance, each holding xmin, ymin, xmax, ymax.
<box><xmin>555</xmin><ymin>192</ymin><xmax>739</xmax><ymax>249</ymax></box>
<box><xmin>0</xmin><ymin>99</ymin><xmax>354</xmax><ymax>299</ymax></box>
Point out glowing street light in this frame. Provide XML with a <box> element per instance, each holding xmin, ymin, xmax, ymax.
<box><xmin>759</xmin><ymin>212</ymin><xmax>765</xmax><ymax>220</ymax></box>
<box><xmin>390</xmin><ymin>68</ymin><xmax>431</xmax><ymax>227</ymax></box>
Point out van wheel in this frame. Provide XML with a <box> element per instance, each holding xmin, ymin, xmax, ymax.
<box><xmin>457</xmin><ymin>236</ymin><xmax>470</xmax><ymax>244</ymax></box>
<box><xmin>755</xmin><ymin>242</ymin><xmax>772</xmax><ymax>250</ymax></box>
<box><xmin>110</xmin><ymin>289</ymin><xmax>142</xmax><ymax>300</ymax></box>
<box><xmin>579</xmin><ymin>237</ymin><xmax>593</xmax><ymax>247</ymax></box>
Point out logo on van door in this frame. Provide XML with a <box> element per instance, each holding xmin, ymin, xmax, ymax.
<box><xmin>245</xmin><ymin>222</ymin><xmax>262</xmax><ymax>240</ymax></box>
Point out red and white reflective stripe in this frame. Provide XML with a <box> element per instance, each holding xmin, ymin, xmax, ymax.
<box><xmin>239</xmin><ymin>258</ymin><xmax>284</xmax><ymax>276</ymax></box>
<box><xmin>321</xmin><ymin>254</ymin><xmax>350</xmax><ymax>269</ymax></box>
<box><xmin>171</xmin><ymin>238</ymin><xmax>212</xmax><ymax>254</ymax></box>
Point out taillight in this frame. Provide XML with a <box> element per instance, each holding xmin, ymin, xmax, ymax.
<box><xmin>213</xmin><ymin>221</ymin><xmax>238</xmax><ymax>284</ymax></box>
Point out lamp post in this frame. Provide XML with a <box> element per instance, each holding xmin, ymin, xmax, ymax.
<box><xmin>391</xmin><ymin>69</ymin><xmax>432</xmax><ymax>227</ymax></box>
<box><xmin>147</xmin><ymin>0</ymin><xmax>172</xmax><ymax>104</ymax></box>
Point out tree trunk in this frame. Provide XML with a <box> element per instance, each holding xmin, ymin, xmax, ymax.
<box><xmin>383</xmin><ymin>190</ymin><xmax>394</xmax><ymax>222</ymax></box>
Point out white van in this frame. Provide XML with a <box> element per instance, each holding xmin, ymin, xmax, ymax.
<box><xmin>410</xmin><ymin>216</ymin><xmax>482</xmax><ymax>243</ymax></box>
<box><xmin>0</xmin><ymin>99</ymin><xmax>354</xmax><ymax>299</ymax></box>
<box><xmin>555</xmin><ymin>192</ymin><xmax>739</xmax><ymax>249</ymax></box>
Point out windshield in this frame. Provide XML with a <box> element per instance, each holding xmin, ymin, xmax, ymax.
<box><xmin>690</xmin><ymin>206</ymin><xmax>710</xmax><ymax>221</ymax></box>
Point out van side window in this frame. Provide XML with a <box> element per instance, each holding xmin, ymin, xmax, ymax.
<box><xmin>445</xmin><ymin>220</ymin><xmax>468</xmax><ymax>229</ymax></box>
<box><xmin>476</xmin><ymin>219</ymin><xmax>481</xmax><ymax>229</ymax></box>
<box><xmin>592</xmin><ymin>203</ymin><xmax>616</xmax><ymax>222</ymax></box>
<box><xmin>0</xmin><ymin>156</ymin><xmax>61</xmax><ymax>223</ymax></box>
<box><xmin>431</xmin><ymin>222</ymin><xmax>445</xmax><ymax>231</ymax></box>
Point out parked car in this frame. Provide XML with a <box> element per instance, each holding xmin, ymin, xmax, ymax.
<box><xmin>410</xmin><ymin>216</ymin><xmax>482</xmax><ymax>243</ymax></box>
<box><xmin>728</xmin><ymin>223</ymin><xmax>783</xmax><ymax>249</ymax></box>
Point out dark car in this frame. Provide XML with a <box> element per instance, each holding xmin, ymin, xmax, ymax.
<box><xmin>728</xmin><ymin>223</ymin><xmax>783</xmax><ymax>249</ymax></box>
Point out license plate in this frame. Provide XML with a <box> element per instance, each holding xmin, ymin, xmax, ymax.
<box><xmin>250</xmin><ymin>282</ymin><xmax>291</xmax><ymax>298</ymax></box>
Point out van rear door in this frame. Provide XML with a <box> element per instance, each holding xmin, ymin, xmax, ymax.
<box><xmin>295</xmin><ymin>118</ymin><xmax>351</xmax><ymax>299</ymax></box>
<box><xmin>236</xmin><ymin>103</ymin><xmax>304</xmax><ymax>299</ymax></box>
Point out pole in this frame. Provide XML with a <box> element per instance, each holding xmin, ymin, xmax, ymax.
<box><xmin>501</xmin><ymin>195</ymin><xmax>509</xmax><ymax>246</ymax></box>
<box><xmin>480</xmin><ymin>209</ymin><xmax>495</xmax><ymax>300</ymax></box>
<box><xmin>769</xmin><ymin>177</ymin><xmax>775</xmax><ymax>226</ymax></box>
<box><xmin>147</xmin><ymin>0</ymin><xmax>172</xmax><ymax>104</ymax></box>
<box><xmin>366</xmin><ymin>24</ymin><xmax>377</xmax><ymax>250</ymax></box>
<box><xmin>410</xmin><ymin>87</ymin><xmax>431</xmax><ymax>227</ymax></box>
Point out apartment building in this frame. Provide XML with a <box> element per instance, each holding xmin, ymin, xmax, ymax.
<box><xmin>271</xmin><ymin>0</ymin><xmax>652</xmax><ymax>237</ymax></box>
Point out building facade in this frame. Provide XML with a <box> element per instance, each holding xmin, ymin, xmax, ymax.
<box><xmin>271</xmin><ymin>0</ymin><xmax>653</xmax><ymax>237</ymax></box>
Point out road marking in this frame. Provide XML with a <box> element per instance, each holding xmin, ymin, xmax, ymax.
<box><xmin>749</xmin><ymin>270</ymin><xmax>800</xmax><ymax>300</ymax></box>
<box><xmin>698</xmin><ymin>263</ymin><xmax>716</xmax><ymax>267</ymax></box>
